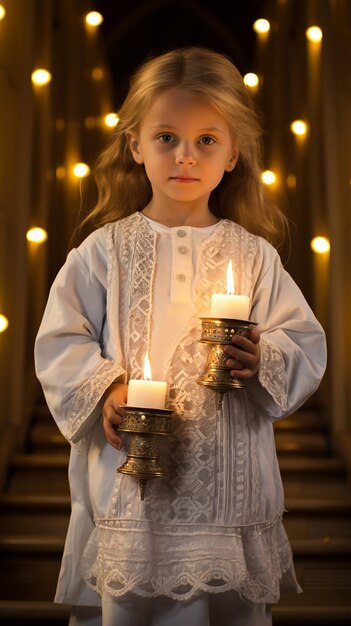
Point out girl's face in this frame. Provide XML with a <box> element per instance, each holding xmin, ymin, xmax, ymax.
<box><xmin>128</xmin><ymin>88</ymin><xmax>237</xmax><ymax>214</ymax></box>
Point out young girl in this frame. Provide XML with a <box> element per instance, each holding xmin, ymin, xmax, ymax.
<box><xmin>35</xmin><ymin>47</ymin><xmax>326</xmax><ymax>626</ymax></box>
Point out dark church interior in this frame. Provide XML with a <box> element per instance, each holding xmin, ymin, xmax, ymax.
<box><xmin>0</xmin><ymin>0</ymin><xmax>350</xmax><ymax>623</ymax></box>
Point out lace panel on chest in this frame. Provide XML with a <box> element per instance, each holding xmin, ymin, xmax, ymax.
<box><xmin>107</xmin><ymin>218</ymin><xmax>261</xmax><ymax>525</ymax></box>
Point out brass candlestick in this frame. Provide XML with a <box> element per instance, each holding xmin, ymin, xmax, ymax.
<box><xmin>117</xmin><ymin>406</ymin><xmax>174</xmax><ymax>500</ymax></box>
<box><xmin>197</xmin><ymin>317</ymin><xmax>257</xmax><ymax>394</ymax></box>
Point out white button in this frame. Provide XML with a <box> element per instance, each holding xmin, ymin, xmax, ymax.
<box><xmin>177</xmin><ymin>229</ymin><xmax>186</xmax><ymax>238</ymax></box>
<box><xmin>176</xmin><ymin>273</ymin><xmax>186</xmax><ymax>282</ymax></box>
<box><xmin>177</xmin><ymin>246</ymin><xmax>188</xmax><ymax>254</ymax></box>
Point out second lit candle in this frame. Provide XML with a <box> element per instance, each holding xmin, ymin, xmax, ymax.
<box><xmin>210</xmin><ymin>260</ymin><xmax>250</xmax><ymax>320</ymax></box>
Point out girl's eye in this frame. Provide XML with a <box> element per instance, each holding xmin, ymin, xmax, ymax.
<box><xmin>158</xmin><ymin>134</ymin><xmax>174</xmax><ymax>143</ymax></box>
<box><xmin>199</xmin><ymin>136</ymin><xmax>215</xmax><ymax>145</ymax></box>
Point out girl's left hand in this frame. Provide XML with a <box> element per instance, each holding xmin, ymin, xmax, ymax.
<box><xmin>224</xmin><ymin>329</ymin><xmax>261</xmax><ymax>379</ymax></box>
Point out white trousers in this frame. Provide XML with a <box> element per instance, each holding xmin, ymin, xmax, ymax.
<box><xmin>69</xmin><ymin>591</ymin><xmax>272</xmax><ymax>626</ymax></box>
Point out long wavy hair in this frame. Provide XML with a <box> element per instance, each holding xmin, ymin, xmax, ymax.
<box><xmin>78</xmin><ymin>47</ymin><xmax>287</xmax><ymax>248</ymax></box>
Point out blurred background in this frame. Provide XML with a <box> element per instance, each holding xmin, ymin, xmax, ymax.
<box><xmin>0</xmin><ymin>0</ymin><xmax>350</xmax><ymax>624</ymax></box>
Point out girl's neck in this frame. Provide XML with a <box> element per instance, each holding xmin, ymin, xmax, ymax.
<box><xmin>141</xmin><ymin>201</ymin><xmax>220</xmax><ymax>228</ymax></box>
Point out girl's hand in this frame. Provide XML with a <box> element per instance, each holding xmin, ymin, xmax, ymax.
<box><xmin>224</xmin><ymin>329</ymin><xmax>261</xmax><ymax>380</ymax></box>
<box><xmin>102</xmin><ymin>383</ymin><xmax>128</xmax><ymax>449</ymax></box>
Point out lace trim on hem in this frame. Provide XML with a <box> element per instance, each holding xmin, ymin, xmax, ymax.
<box><xmin>258</xmin><ymin>336</ymin><xmax>288</xmax><ymax>412</ymax></box>
<box><xmin>82</xmin><ymin>564</ymin><xmax>294</xmax><ymax>604</ymax></box>
<box><xmin>80</xmin><ymin>514</ymin><xmax>297</xmax><ymax>603</ymax></box>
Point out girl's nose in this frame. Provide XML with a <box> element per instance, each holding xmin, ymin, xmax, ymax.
<box><xmin>175</xmin><ymin>145</ymin><xmax>196</xmax><ymax>166</ymax></box>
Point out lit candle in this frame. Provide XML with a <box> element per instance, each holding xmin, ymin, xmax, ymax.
<box><xmin>127</xmin><ymin>352</ymin><xmax>167</xmax><ymax>409</ymax></box>
<box><xmin>210</xmin><ymin>260</ymin><xmax>250</xmax><ymax>320</ymax></box>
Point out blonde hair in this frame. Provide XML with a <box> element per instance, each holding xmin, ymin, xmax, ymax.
<box><xmin>79</xmin><ymin>47</ymin><xmax>287</xmax><ymax>248</ymax></box>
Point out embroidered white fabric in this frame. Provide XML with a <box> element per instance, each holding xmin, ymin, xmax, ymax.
<box><xmin>79</xmin><ymin>214</ymin><xmax>297</xmax><ymax>603</ymax></box>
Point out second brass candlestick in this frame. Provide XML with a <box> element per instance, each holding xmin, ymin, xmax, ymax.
<box><xmin>197</xmin><ymin>317</ymin><xmax>257</xmax><ymax>393</ymax></box>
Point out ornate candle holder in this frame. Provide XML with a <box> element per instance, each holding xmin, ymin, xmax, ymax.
<box><xmin>197</xmin><ymin>317</ymin><xmax>257</xmax><ymax>394</ymax></box>
<box><xmin>117</xmin><ymin>406</ymin><xmax>174</xmax><ymax>501</ymax></box>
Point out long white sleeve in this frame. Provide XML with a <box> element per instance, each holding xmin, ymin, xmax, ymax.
<box><xmin>34</xmin><ymin>230</ymin><xmax>126</xmax><ymax>443</ymax></box>
<box><xmin>245</xmin><ymin>238</ymin><xmax>327</xmax><ymax>419</ymax></box>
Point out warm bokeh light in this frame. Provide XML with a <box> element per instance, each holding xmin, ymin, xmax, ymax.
<box><xmin>311</xmin><ymin>236</ymin><xmax>330</xmax><ymax>254</ymax></box>
<box><xmin>253</xmin><ymin>19</ymin><xmax>270</xmax><ymax>33</ymax></box>
<box><xmin>73</xmin><ymin>162</ymin><xmax>90</xmax><ymax>178</ymax></box>
<box><xmin>290</xmin><ymin>120</ymin><xmax>308</xmax><ymax>136</ymax></box>
<box><xmin>31</xmin><ymin>69</ymin><xmax>52</xmax><ymax>86</ymax></box>
<box><xmin>91</xmin><ymin>67</ymin><xmax>104</xmax><ymax>80</ymax></box>
<box><xmin>261</xmin><ymin>170</ymin><xmax>276</xmax><ymax>185</ymax></box>
<box><xmin>0</xmin><ymin>5</ymin><xmax>6</xmax><ymax>20</ymax></box>
<box><xmin>243</xmin><ymin>73</ymin><xmax>259</xmax><ymax>88</ymax></box>
<box><xmin>26</xmin><ymin>227</ymin><xmax>48</xmax><ymax>243</ymax></box>
<box><xmin>104</xmin><ymin>113</ymin><xmax>119</xmax><ymax>128</ymax></box>
<box><xmin>306</xmin><ymin>26</ymin><xmax>323</xmax><ymax>42</ymax></box>
<box><xmin>85</xmin><ymin>11</ymin><xmax>103</xmax><ymax>26</ymax></box>
<box><xmin>0</xmin><ymin>314</ymin><xmax>9</xmax><ymax>333</ymax></box>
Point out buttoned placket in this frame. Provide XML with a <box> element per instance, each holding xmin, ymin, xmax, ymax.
<box><xmin>170</xmin><ymin>229</ymin><xmax>193</xmax><ymax>304</ymax></box>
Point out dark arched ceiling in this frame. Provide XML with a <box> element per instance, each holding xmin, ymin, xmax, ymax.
<box><xmin>96</xmin><ymin>0</ymin><xmax>264</xmax><ymax>105</ymax></box>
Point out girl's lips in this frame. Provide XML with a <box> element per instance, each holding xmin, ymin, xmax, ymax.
<box><xmin>170</xmin><ymin>176</ymin><xmax>199</xmax><ymax>182</ymax></box>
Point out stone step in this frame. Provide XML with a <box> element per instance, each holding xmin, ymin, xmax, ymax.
<box><xmin>292</xmin><ymin>537</ymin><xmax>351</xmax><ymax>555</ymax></box>
<box><xmin>279</xmin><ymin>456</ymin><xmax>348</xmax><ymax>497</ymax></box>
<box><xmin>283</xmin><ymin>498</ymin><xmax>351</xmax><ymax>539</ymax></box>
<box><xmin>282</xmin><ymin>479</ymin><xmax>349</xmax><ymax>498</ymax></box>
<box><xmin>0</xmin><ymin>536</ymin><xmax>64</xmax><ymax>601</ymax></box>
<box><xmin>0</xmin><ymin>494</ymin><xmax>70</xmax><ymax>536</ymax></box>
<box><xmin>278</xmin><ymin>456</ymin><xmax>345</xmax><ymax>474</ymax></box>
<box><xmin>274</xmin><ymin>411</ymin><xmax>327</xmax><ymax>433</ymax></box>
<box><xmin>0</xmin><ymin>600</ymin><xmax>70</xmax><ymax>624</ymax></box>
<box><xmin>29</xmin><ymin>423</ymin><xmax>68</xmax><ymax>452</ymax></box>
<box><xmin>285</xmin><ymin>497</ymin><xmax>351</xmax><ymax>513</ymax></box>
<box><xmin>0</xmin><ymin>494</ymin><xmax>71</xmax><ymax>510</ymax></box>
<box><xmin>274</xmin><ymin>431</ymin><xmax>329</xmax><ymax>455</ymax></box>
<box><xmin>7</xmin><ymin>454</ymin><xmax>70</xmax><ymax>495</ymax></box>
<box><xmin>11</xmin><ymin>454</ymin><xmax>70</xmax><ymax>468</ymax></box>
<box><xmin>0</xmin><ymin>535</ymin><xmax>64</xmax><ymax>553</ymax></box>
<box><xmin>272</xmin><ymin>605</ymin><xmax>351</xmax><ymax>624</ymax></box>
<box><xmin>282</xmin><ymin>540</ymin><xmax>351</xmax><ymax>608</ymax></box>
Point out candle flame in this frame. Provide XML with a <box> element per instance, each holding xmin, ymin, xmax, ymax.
<box><xmin>144</xmin><ymin>352</ymin><xmax>152</xmax><ymax>381</ymax></box>
<box><xmin>226</xmin><ymin>260</ymin><xmax>235</xmax><ymax>295</ymax></box>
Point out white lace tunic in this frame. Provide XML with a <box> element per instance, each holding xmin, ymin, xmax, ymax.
<box><xmin>35</xmin><ymin>212</ymin><xmax>326</xmax><ymax>607</ymax></box>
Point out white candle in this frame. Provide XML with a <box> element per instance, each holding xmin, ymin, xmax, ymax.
<box><xmin>127</xmin><ymin>352</ymin><xmax>167</xmax><ymax>409</ymax></box>
<box><xmin>210</xmin><ymin>260</ymin><xmax>250</xmax><ymax>320</ymax></box>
